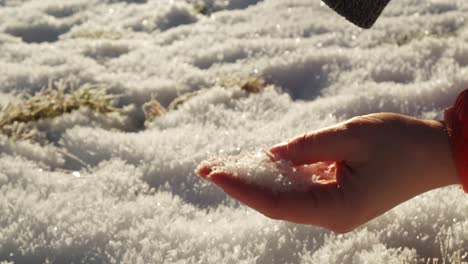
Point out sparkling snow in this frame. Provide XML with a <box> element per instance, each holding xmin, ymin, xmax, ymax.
<box><xmin>1</xmin><ymin>0</ymin><xmax>468</xmax><ymax>263</ymax></box>
<box><xmin>197</xmin><ymin>150</ymin><xmax>337</xmax><ymax>192</ymax></box>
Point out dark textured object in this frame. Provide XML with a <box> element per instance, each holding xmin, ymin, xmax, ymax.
<box><xmin>322</xmin><ymin>0</ymin><xmax>392</xmax><ymax>28</ymax></box>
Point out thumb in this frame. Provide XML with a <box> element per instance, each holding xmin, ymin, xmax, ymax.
<box><xmin>269</xmin><ymin>125</ymin><xmax>359</xmax><ymax>165</ymax></box>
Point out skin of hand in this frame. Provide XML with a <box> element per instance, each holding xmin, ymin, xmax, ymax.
<box><xmin>201</xmin><ymin>113</ymin><xmax>460</xmax><ymax>233</ymax></box>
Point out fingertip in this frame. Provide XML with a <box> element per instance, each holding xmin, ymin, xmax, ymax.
<box><xmin>195</xmin><ymin>165</ymin><xmax>213</xmax><ymax>178</ymax></box>
<box><xmin>208</xmin><ymin>172</ymin><xmax>246</xmax><ymax>196</ymax></box>
<box><xmin>208</xmin><ymin>172</ymin><xmax>279</xmax><ymax>215</ymax></box>
<box><xmin>208</xmin><ymin>171</ymin><xmax>234</xmax><ymax>185</ymax></box>
<box><xmin>269</xmin><ymin>142</ymin><xmax>288</xmax><ymax>160</ymax></box>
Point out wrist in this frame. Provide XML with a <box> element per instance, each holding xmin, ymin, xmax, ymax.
<box><xmin>419</xmin><ymin>119</ymin><xmax>459</xmax><ymax>188</ymax></box>
<box><xmin>444</xmin><ymin>95</ymin><xmax>468</xmax><ymax>192</ymax></box>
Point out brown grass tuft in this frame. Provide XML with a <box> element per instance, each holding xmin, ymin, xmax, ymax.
<box><xmin>142</xmin><ymin>96</ymin><xmax>167</xmax><ymax>125</ymax></box>
<box><xmin>0</xmin><ymin>78</ymin><xmax>122</xmax><ymax>140</ymax></box>
<box><xmin>240</xmin><ymin>78</ymin><xmax>266</xmax><ymax>94</ymax></box>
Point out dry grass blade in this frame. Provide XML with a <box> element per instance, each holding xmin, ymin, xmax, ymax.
<box><xmin>165</xmin><ymin>77</ymin><xmax>265</xmax><ymax>112</ymax></box>
<box><xmin>167</xmin><ymin>89</ymin><xmax>207</xmax><ymax>111</ymax></box>
<box><xmin>143</xmin><ymin>76</ymin><xmax>266</xmax><ymax>126</ymax></box>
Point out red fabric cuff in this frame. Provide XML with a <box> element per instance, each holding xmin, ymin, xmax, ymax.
<box><xmin>444</xmin><ymin>89</ymin><xmax>468</xmax><ymax>193</ymax></box>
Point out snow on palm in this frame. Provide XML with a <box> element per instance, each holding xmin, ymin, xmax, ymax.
<box><xmin>1</xmin><ymin>0</ymin><xmax>468</xmax><ymax>263</ymax></box>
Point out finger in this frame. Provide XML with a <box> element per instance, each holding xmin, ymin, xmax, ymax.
<box><xmin>209</xmin><ymin>172</ymin><xmax>282</xmax><ymax>218</ymax></box>
<box><xmin>196</xmin><ymin>164</ymin><xmax>213</xmax><ymax>178</ymax></box>
<box><xmin>269</xmin><ymin>125</ymin><xmax>359</xmax><ymax>165</ymax></box>
<box><xmin>209</xmin><ymin>171</ymin><xmax>347</xmax><ymax>226</ymax></box>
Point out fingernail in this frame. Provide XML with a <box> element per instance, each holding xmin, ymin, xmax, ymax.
<box><xmin>269</xmin><ymin>142</ymin><xmax>288</xmax><ymax>160</ymax></box>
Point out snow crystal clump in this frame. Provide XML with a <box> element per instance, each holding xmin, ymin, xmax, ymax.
<box><xmin>197</xmin><ymin>150</ymin><xmax>336</xmax><ymax>192</ymax></box>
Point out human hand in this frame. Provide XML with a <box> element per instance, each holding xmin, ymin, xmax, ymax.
<box><xmin>198</xmin><ymin>113</ymin><xmax>459</xmax><ymax>233</ymax></box>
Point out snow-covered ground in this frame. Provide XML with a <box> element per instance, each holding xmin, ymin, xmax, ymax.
<box><xmin>1</xmin><ymin>0</ymin><xmax>468</xmax><ymax>262</ymax></box>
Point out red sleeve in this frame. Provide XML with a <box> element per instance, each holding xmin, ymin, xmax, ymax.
<box><xmin>444</xmin><ymin>89</ymin><xmax>468</xmax><ymax>192</ymax></box>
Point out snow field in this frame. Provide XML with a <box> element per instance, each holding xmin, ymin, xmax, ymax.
<box><xmin>0</xmin><ymin>0</ymin><xmax>468</xmax><ymax>262</ymax></box>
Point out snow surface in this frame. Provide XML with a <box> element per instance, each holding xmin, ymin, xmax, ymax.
<box><xmin>1</xmin><ymin>0</ymin><xmax>468</xmax><ymax>262</ymax></box>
